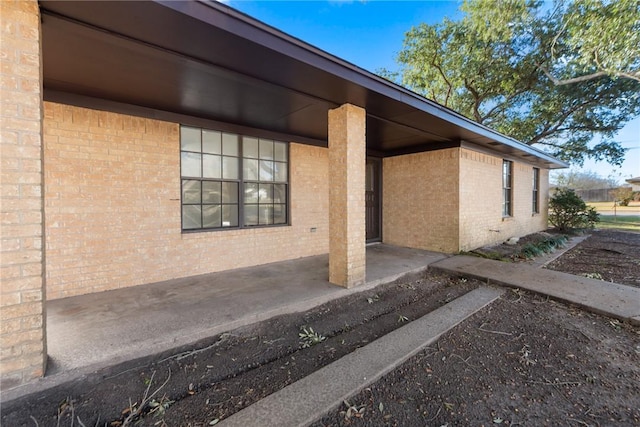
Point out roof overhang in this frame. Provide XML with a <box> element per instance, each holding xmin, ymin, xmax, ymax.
<box><xmin>39</xmin><ymin>0</ymin><xmax>568</xmax><ymax>169</ymax></box>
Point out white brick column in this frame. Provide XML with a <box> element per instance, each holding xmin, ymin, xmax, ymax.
<box><xmin>328</xmin><ymin>104</ymin><xmax>366</xmax><ymax>288</ymax></box>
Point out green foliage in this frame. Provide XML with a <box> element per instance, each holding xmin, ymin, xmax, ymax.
<box><xmin>382</xmin><ymin>0</ymin><xmax>640</xmax><ymax>166</ymax></box>
<box><xmin>298</xmin><ymin>326</ymin><xmax>326</xmax><ymax>348</ymax></box>
<box><xmin>549</xmin><ymin>189</ymin><xmax>599</xmax><ymax>232</ymax></box>
<box><xmin>610</xmin><ymin>187</ymin><xmax>634</xmax><ymax>206</ymax></box>
<box><xmin>559</xmin><ymin>0</ymin><xmax>640</xmax><ymax>82</ymax></box>
<box><xmin>518</xmin><ymin>235</ymin><xmax>568</xmax><ymax>259</ymax></box>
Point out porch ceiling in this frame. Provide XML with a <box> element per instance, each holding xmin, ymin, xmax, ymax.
<box><xmin>39</xmin><ymin>0</ymin><xmax>566</xmax><ymax>168</ymax></box>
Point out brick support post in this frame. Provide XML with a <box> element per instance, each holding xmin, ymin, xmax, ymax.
<box><xmin>328</xmin><ymin>104</ymin><xmax>366</xmax><ymax>288</ymax></box>
<box><xmin>0</xmin><ymin>0</ymin><xmax>47</xmax><ymax>390</ymax></box>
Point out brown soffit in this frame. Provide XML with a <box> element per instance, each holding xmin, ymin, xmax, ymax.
<box><xmin>38</xmin><ymin>0</ymin><xmax>568</xmax><ymax>168</ymax></box>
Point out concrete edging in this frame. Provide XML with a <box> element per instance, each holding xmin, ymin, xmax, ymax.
<box><xmin>218</xmin><ymin>286</ymin><xmax>505</xmax><ymax>427</ymax></box>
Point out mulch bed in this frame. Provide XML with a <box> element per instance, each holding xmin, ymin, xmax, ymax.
<box><xmin>2</xmin><ymin>230</ymin><xmax>639</xmax><ymax>427</ymax></box>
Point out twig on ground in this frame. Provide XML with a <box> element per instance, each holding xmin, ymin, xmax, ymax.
<box><xmin>478</xmin><ymin>323</ymin><xmax>512</xmax><ymax>336</ymax></box>
<box><xmin>122</xmin><ymin>368</ymin><xmax>172</xmax><ymax>427</ymax></box>
<box><xmin>510</xmin><ymin>333</ymin><xmax>525</xmax><ymax>341</ymax></box>
<box><xmin>563</xmin><ymin>327</ymin><xmax>593</xmax><ymax>341</ymax></box>
<box><xmin>567</xmin><ymin>418</ymin><xmax>591</xmax><ymax>426</ymax></box>
<box><xmin>426</xmin><ymin>405</ymin><xmax>442</xmax><ymax>422</ymax></box>
<box><xmin>160</xmin><ymin>334</ymin><xmax>231</xmax><ymax>363</ymax></box>
<box><xmin>528</xmin><ymin>379</ymin><xmax>581</xmax><ymax>386</ymax></box>
<box><xmin>451</xmin><ymin>353</ymin><xmax>479</xmax><ymax>373</ymax></box>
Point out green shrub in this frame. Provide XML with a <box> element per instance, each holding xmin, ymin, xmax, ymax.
<box><xmin>549</xmin><ymin>189</ymin><xmax>599</xmax><ymax>232</ymax></box>
<box><xmin>518</xmin><ymin>235</ymin><xmax>568</xmax><ymax>259</ymax></box>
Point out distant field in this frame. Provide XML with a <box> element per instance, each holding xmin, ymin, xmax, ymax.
<box><xmin>597</xmin><ymin>215</ymin><xmax>640</xmax><ymax>232</ymax></box>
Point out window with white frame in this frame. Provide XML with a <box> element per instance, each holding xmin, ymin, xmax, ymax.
<box><xmin>180</xmin><ymin>126</ymin><xmax>288</xmax><ymax>230</ymax></box>
<box><xmin>502</xmin><ymin>160</ymin><xmax>513</xmax><ymax>217</ymax></box>
<box><xmin>532</xmin><ymin>167</ymin><xmax>540</xmax><ymax>214</ymax></box>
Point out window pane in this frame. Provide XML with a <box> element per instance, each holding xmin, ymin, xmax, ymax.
<box><xmin>259</xmin><ymin>160</ymin><xmax>274</xmax><ymax>181</ymax></box>
<box><xmin>222</xmin><ymin>182</ymin><xmax>238</xmax><ymax>203</ymax></box>
<box><xmin>202</xmin><ymin>154</ymin><xmax>221</xmax><ymax>179</ymax></box>
<box><xmin>180</xmin><ymin>127</ymin><xmax>201</xmax><ymax>152</ymax></box>
<box><xmin>182</xmin><ymin>180</ymin><xmax>201</xmax><ymax>204</ymax></box>
<box><xmin>222</xmin><ymin>205</ymin><xmax>238</xmax><ymax>227</ymax></box>
<box><xmin>274</xmin><ymin>204</ymin><xmax>286</xmax><ymax>224</ymax></box>
<box><xmin>274</xmin><ymin>142</ymin><xmax>287</xmax><ymax>161</ymax></box>
<box><xmin>202</xmin><ymin>130</ymin><xmax>221</xmax><ymax>154</ymax></box>
<box><xmin>274</xmin><ymin>161</ymin><xmax>287</xmax><ymax>182</ymax></box>
<box><xmin>243</xmin><ymin>137</ymin><xmax>259</xmax><ymax>159</ymax></box>
<box><xmin>222</xmin><ymin>133</ymin><xmax>239</xmax><ymax>156</ymax></box>
<box><xmin>203</xmin><ymin>205</ymin><xmax>222</xmax><ymax>228</ymax></box>
<box><xmin>181</xmin><ymin>126</ymin><xmax>289</xmax><ymax>231</ymax></box>
<box><xmin>223</xmin><ymin>156</ymin><xmax>239</xmax><ymax>179</ymax></box>
<box><xmin>273</xmin><ymin>184</ymin><xmax>286</xmax><ymax>204</ymax></box>
<box><xmin>244</xmin><ymin>183</ymin><xmax>259</xmax><ymax>203</ymax></box>
<box><xmin>244</xmin><ymin>204</ymin><xmax>258</xmax><ymax>226</ymax></box>
<box><xmin>259</xmin><ymin>183</ymin><xmax>273</xmax><ymax>202</ymax></box>
<box><xmin>259</xmin><ymin>205</ymin><xmax>274</xmax><ymax>225</ymax></box>
<box><xmin>202</xmin><ymin>181</ymin><xmax>221</xmax><ymax>204</ymax></box>
<box><xmin>182</xmin><ymin>205</ymin><xmax>201</xmax><ymax>229</ymax></box>
<box><xmin>181</xmin><ymin>152</ymin><xmax>201</xmax><ymax>177</ymax></box>
<box><xmin>243</xmin><ymin>158</ymin><xmax>259</xmax><ymax>181</ymax></box>
<box><xmin>259</xmin><ymin>139</ymin><xmax>274</xmax><ymax>160</ymax></box>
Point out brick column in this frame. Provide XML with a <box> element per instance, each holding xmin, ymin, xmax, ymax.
<box><xmin>0</xmin><ymin>0</ymin><xmax>47</xmax><ymax>390</ymax></box>
<box><xmin>328</xmin><ymin>104</ymin><xmax>366</xmax><ymax>288</ymax></box>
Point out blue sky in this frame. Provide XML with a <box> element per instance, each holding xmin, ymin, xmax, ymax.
<box><xmin>224</xmin><ymin>0</ymin><xmax>640</xmax><ymax>183</ymax></box>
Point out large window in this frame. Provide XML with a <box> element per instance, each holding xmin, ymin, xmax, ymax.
<box><xmin>532</xmin><ymin>167</ymin><xmax>540</xmax><ymax>214</ymax></box>
<box><xmin>502</xmin><ymin>160</ymin><xmax>513</xmax><ymax>217</ymax></box>
<box><xmin>180</xmin><ymin>126</ymin><xmax>288</xmax><ymax>231</ymax></box>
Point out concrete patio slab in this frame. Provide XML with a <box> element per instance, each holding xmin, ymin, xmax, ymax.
<box><xmin>219</xmin><ymin>286</ymin><xmax>505</xmax><ymax>427</ymax></box>
<box><xmin>431</xmin><ymin>255</ymin><xmax>640</xmax><ymax>325</ymax></box>
<box><xmin>2</xmin><ymin>245</ymin><xmax>446</xmax><ymax>401</ymax></box>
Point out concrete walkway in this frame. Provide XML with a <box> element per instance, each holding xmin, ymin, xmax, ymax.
<box><xmin>219</xmin><ymin>286</ymin><xmax>505</xmax><ymax>427</ymax></box>
<box><xmin>218</xmin><ymin>241</ymin><xmax>639</xmax><ymax>427</ymax></box>
<box><xmin>431</xmin><ymin>255</ymin><xmax>640</xmax><ymax>325</ymax></box>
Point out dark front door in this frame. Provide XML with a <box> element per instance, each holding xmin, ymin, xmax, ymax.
<box><xmin>365</xmin><ymin>158</ymin><xmax>381</xmax><ymax>242</ymax></box>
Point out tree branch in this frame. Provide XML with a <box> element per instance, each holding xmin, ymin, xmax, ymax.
<box><xmin>615</xmin><ymin>71</ymin><xmax>640</xmax><ymax>82</ymax></box>
<box><xmin>431</xmin><ymin>60</ymin><xmax>453</xmax><ymax>107</ymax></box>
<box><xmin>527</xmin><ymin>92</ymin><xmax>611</xmax><ymax>145</ymax></box>
<box><xmin>464</xmin><ymin>79</ymin><xmax>483</xmax><ymax>122</ymax></box>
<box><xmin>539</xmin><ymin>66</ymin><xmax>609</xmax><ymax>86</ymax></box>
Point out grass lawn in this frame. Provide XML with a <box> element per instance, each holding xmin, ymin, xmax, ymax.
<box><xmin>597</xmin><ymin>215</ymin><xmax>640</xmax><ymax>232</ymax></box>
<box><xmin>588</xmin><ymin>201</ymin><xmax>640</xmax><ymax>212</ymax></box>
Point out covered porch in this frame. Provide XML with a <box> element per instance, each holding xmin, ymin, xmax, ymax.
<box><xmin>34</xmin><ymin>245</ymin><xmax>446</xmax><ymax>392</ymax></box>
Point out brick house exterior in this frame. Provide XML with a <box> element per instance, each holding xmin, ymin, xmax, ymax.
<box><xmin>1</xmin><ymin>0</ymin><xmax>565</xmax><ymax>389</ymax></box>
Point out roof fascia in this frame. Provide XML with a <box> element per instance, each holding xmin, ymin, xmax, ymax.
<box><xmin>156</xmin><ymin>0</ymin><xmax>567</xmax><ymax>169</ymax></box>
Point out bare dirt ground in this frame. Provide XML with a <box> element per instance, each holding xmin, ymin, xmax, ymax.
<box><xmin>2</xmin><ymin>230</ymin><xmax>639</xmax><ymax>427</ymax></box>
<box><xmin>546</xmin><ymin>229</ymin><xmax>640</xmax><ymax>288</ymax></box>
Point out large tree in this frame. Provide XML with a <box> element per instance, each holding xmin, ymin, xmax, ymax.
<box><xmin>382</xmin><ymin>0</ymin><xmax>640</xmax><ymax>165</ymax></box>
